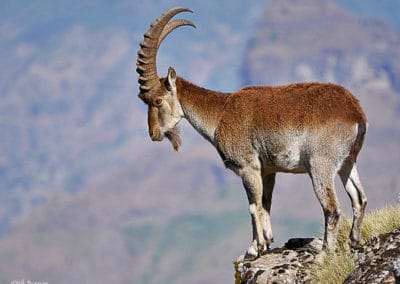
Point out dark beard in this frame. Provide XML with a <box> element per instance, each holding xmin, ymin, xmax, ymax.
<box><xmin>165</xmin><ymin>126</ymin><xmax>182</xmax><ymax>151</ymax></box>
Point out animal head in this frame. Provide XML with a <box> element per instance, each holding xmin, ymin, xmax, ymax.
<box><xmin>136</xmin><ymin>7</ymin><xmax>196</xmax><ymax>151</ymax></box>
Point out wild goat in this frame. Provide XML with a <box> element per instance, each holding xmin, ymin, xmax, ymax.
<box><xmin>136</xmin><ymin>7</ymin><xmax>368</xmax><ymax>260</ymax></box>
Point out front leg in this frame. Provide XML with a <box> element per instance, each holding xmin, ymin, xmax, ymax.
<box><xmin>262</xmin><ymin>173</ymin><xmax>276</xmax><ymax>248</ymax></box>
<box><xmin>241</xmin><ymin>166</ymin><xmax>267</xmax><ymax>260</ymax></box>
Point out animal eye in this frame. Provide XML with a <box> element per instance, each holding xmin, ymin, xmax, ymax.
<box><xmin>154</xmin><ymin>98</ymin><xmax>163</xmax><ymax>106</ymax></box>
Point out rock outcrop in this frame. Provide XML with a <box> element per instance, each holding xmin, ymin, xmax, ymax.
<box><xmin>344</xmin><ymin>229</ymin><xmax>400</xmax><ymax>284</ymax></box>
<box><xmin>235</xmin><ymin>238</ymin><xmax>325</xmax><ymax>284</ymax></box>
<box><xmin>235</xmin><ymin>229</ymin><xmax>400</xmax><ymax>284</ymax></box>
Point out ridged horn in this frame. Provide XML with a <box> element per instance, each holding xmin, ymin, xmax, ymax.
<box><xmin>158</xmin><ymin>19</ymin><xmax>196</xmax><ymax>48</ymax></box>
<box><xmin>136</xmin><ymin>7</ymin><xmax>195</xmax><ymax>94</ymax></box>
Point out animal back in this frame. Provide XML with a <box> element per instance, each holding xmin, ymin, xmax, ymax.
<box><xmin>232</xmin><ymin>82</ymin><xmax>366</xmax><ymax>130</ymax></box>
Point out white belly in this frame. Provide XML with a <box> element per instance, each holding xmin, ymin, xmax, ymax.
<box><xmin>259</xmin><ymin>131</ymin><xmax>308</xmax><ymax>175</ymax></box>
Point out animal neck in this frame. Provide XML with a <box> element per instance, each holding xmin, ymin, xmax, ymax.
<box><xmin>176</xmin><ymin>77</ymin><xmax>228</xmax><ymax>143</ymax></box>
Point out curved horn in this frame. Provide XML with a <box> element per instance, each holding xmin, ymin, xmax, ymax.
<box><xmin>136</xmin><ymin>7</ymin><xmax>195</xmax><ymax>94</ymax></box>
<box><xmin>158</xmin><ymin>19</ymin><xmax>196</xmax><ymax>48</ymax></box>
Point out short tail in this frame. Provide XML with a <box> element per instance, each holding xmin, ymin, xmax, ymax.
<box><xmin>349</xmin><ymin>119</ymin><xmax>368</xmax><ymax>162</ymax></box>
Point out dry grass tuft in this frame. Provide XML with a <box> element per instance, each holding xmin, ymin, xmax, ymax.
<box><xmin>310</xmin><ymin>204</ymin><xmax>400</xmax><ymax>284</ymax></box>
<box><xmin>360</xmin><ymin>204</ymin><xmax>400</xmax><ymax>240</ymax></box>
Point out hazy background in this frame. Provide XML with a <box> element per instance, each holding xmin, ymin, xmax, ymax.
<box><xmin>1</xmin><ymin>0</ymin><xmax>399</xmax><ymax>283</ymax></box>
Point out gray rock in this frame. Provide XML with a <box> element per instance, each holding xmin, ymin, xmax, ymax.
<box><xmin>344</xmin><ymin>229</ymin><xmax>400</xmax><ymax>284</ymax></box>
<box><xmin>234</xmin><ymin>238</ymin><xmax>324</xmax><ymax>284</ymax></box>
<box><xmin>235</xmin><ymin>229</ymin><xmax>400</xmax><ymax>284</ymax></box>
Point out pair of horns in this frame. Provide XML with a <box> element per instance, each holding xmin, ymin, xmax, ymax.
<box><xmin>136</xmin><ymin>7</ymin><xmax>196</xmax><ymax>94</ymax></box>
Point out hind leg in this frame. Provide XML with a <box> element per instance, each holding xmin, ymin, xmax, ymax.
<box><xmin>339</xmin><ymin>161</ymin><xmax>367</xmax><ymax>245</ymax></box>
<box><xmin>308</xmin><ymin>159</ymin><xmax>341</xmax><ymax>251</ymax></box>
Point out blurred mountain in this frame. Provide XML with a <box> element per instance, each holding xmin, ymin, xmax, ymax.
<box><xmin>0</xmin><ymin>0</ymin><xmax>399</xmax><ymax>283</ymax></box>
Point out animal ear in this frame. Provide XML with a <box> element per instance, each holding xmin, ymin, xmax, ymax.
<box><xmin>166</xmin><ymin>67</ymin><xmax>177</xmax><ymax>90</ymax></box>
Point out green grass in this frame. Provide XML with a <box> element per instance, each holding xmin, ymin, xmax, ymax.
<box><xmin>310</xmin><ymin>204</ymin><xmax>400</xmax><ymax>284</ymax></box>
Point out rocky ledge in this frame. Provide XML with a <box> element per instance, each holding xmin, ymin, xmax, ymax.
<box><xmin>344</xmin><ymin>228</ymin><xmax>400</xmax><ymax>284</ymax></box>
<box><xmin>234</xmin><ymin>238</ymin><xmax>325</xmax><ymax>284</ymax></box>
<box><xmin>234</xmin><ymin>229</ymin><xmax>400</xmax><ymax>284</ymax></box>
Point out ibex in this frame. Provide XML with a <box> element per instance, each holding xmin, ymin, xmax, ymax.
<box><xmin>136</xmin><ymin>7</ymin><xmax>368</xmax><ymax>260</ymax></box>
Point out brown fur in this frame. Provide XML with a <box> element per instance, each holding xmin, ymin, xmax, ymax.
<box><xmin>232</xmin><ymin>83</ymin><xmax>366</xmax><ymax>129</ymax></box>
<box><xmin>175</xmin><ymin>78</ymin><xmax>367</xmax><ymax>133</ymax></box>
<box><xmin>175</xmin><ymin>77</ymin><xmax>228</xmax><ymax>142</ymax></box>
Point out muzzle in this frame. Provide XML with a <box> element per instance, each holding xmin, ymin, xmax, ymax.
<box><xmin>149</xmin><ymin>128</ymin><xmax>164</xmax><ymax>141</ymax></box>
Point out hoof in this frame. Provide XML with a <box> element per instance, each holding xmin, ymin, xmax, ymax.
<box><xmin>350</xmin><ymin>239</ymin><xmax>360</xmax><ymax>248</ymax></box>
<box><xmin>244</xmin><ymin>251</ymin><xmax>258</xmax><ymax>261</ymax></box>
<box><xmin>322</xmin><ymin>242</ymin><xmax>337</xmax><ymax>252</ymax></box>
<box><xmin>244</xmin><ymin>244</ymin><xmax>258</xmax><ymax>260</ymax></box>
<box><xmin>350</xmin><ymin>235</ymin><xmax>361</xmax><ymax>247</ymax></box>
<box><xmin>266</xmin><ymin>238</ymin><xmax>274</xmax><ymax>250</ymax></box>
